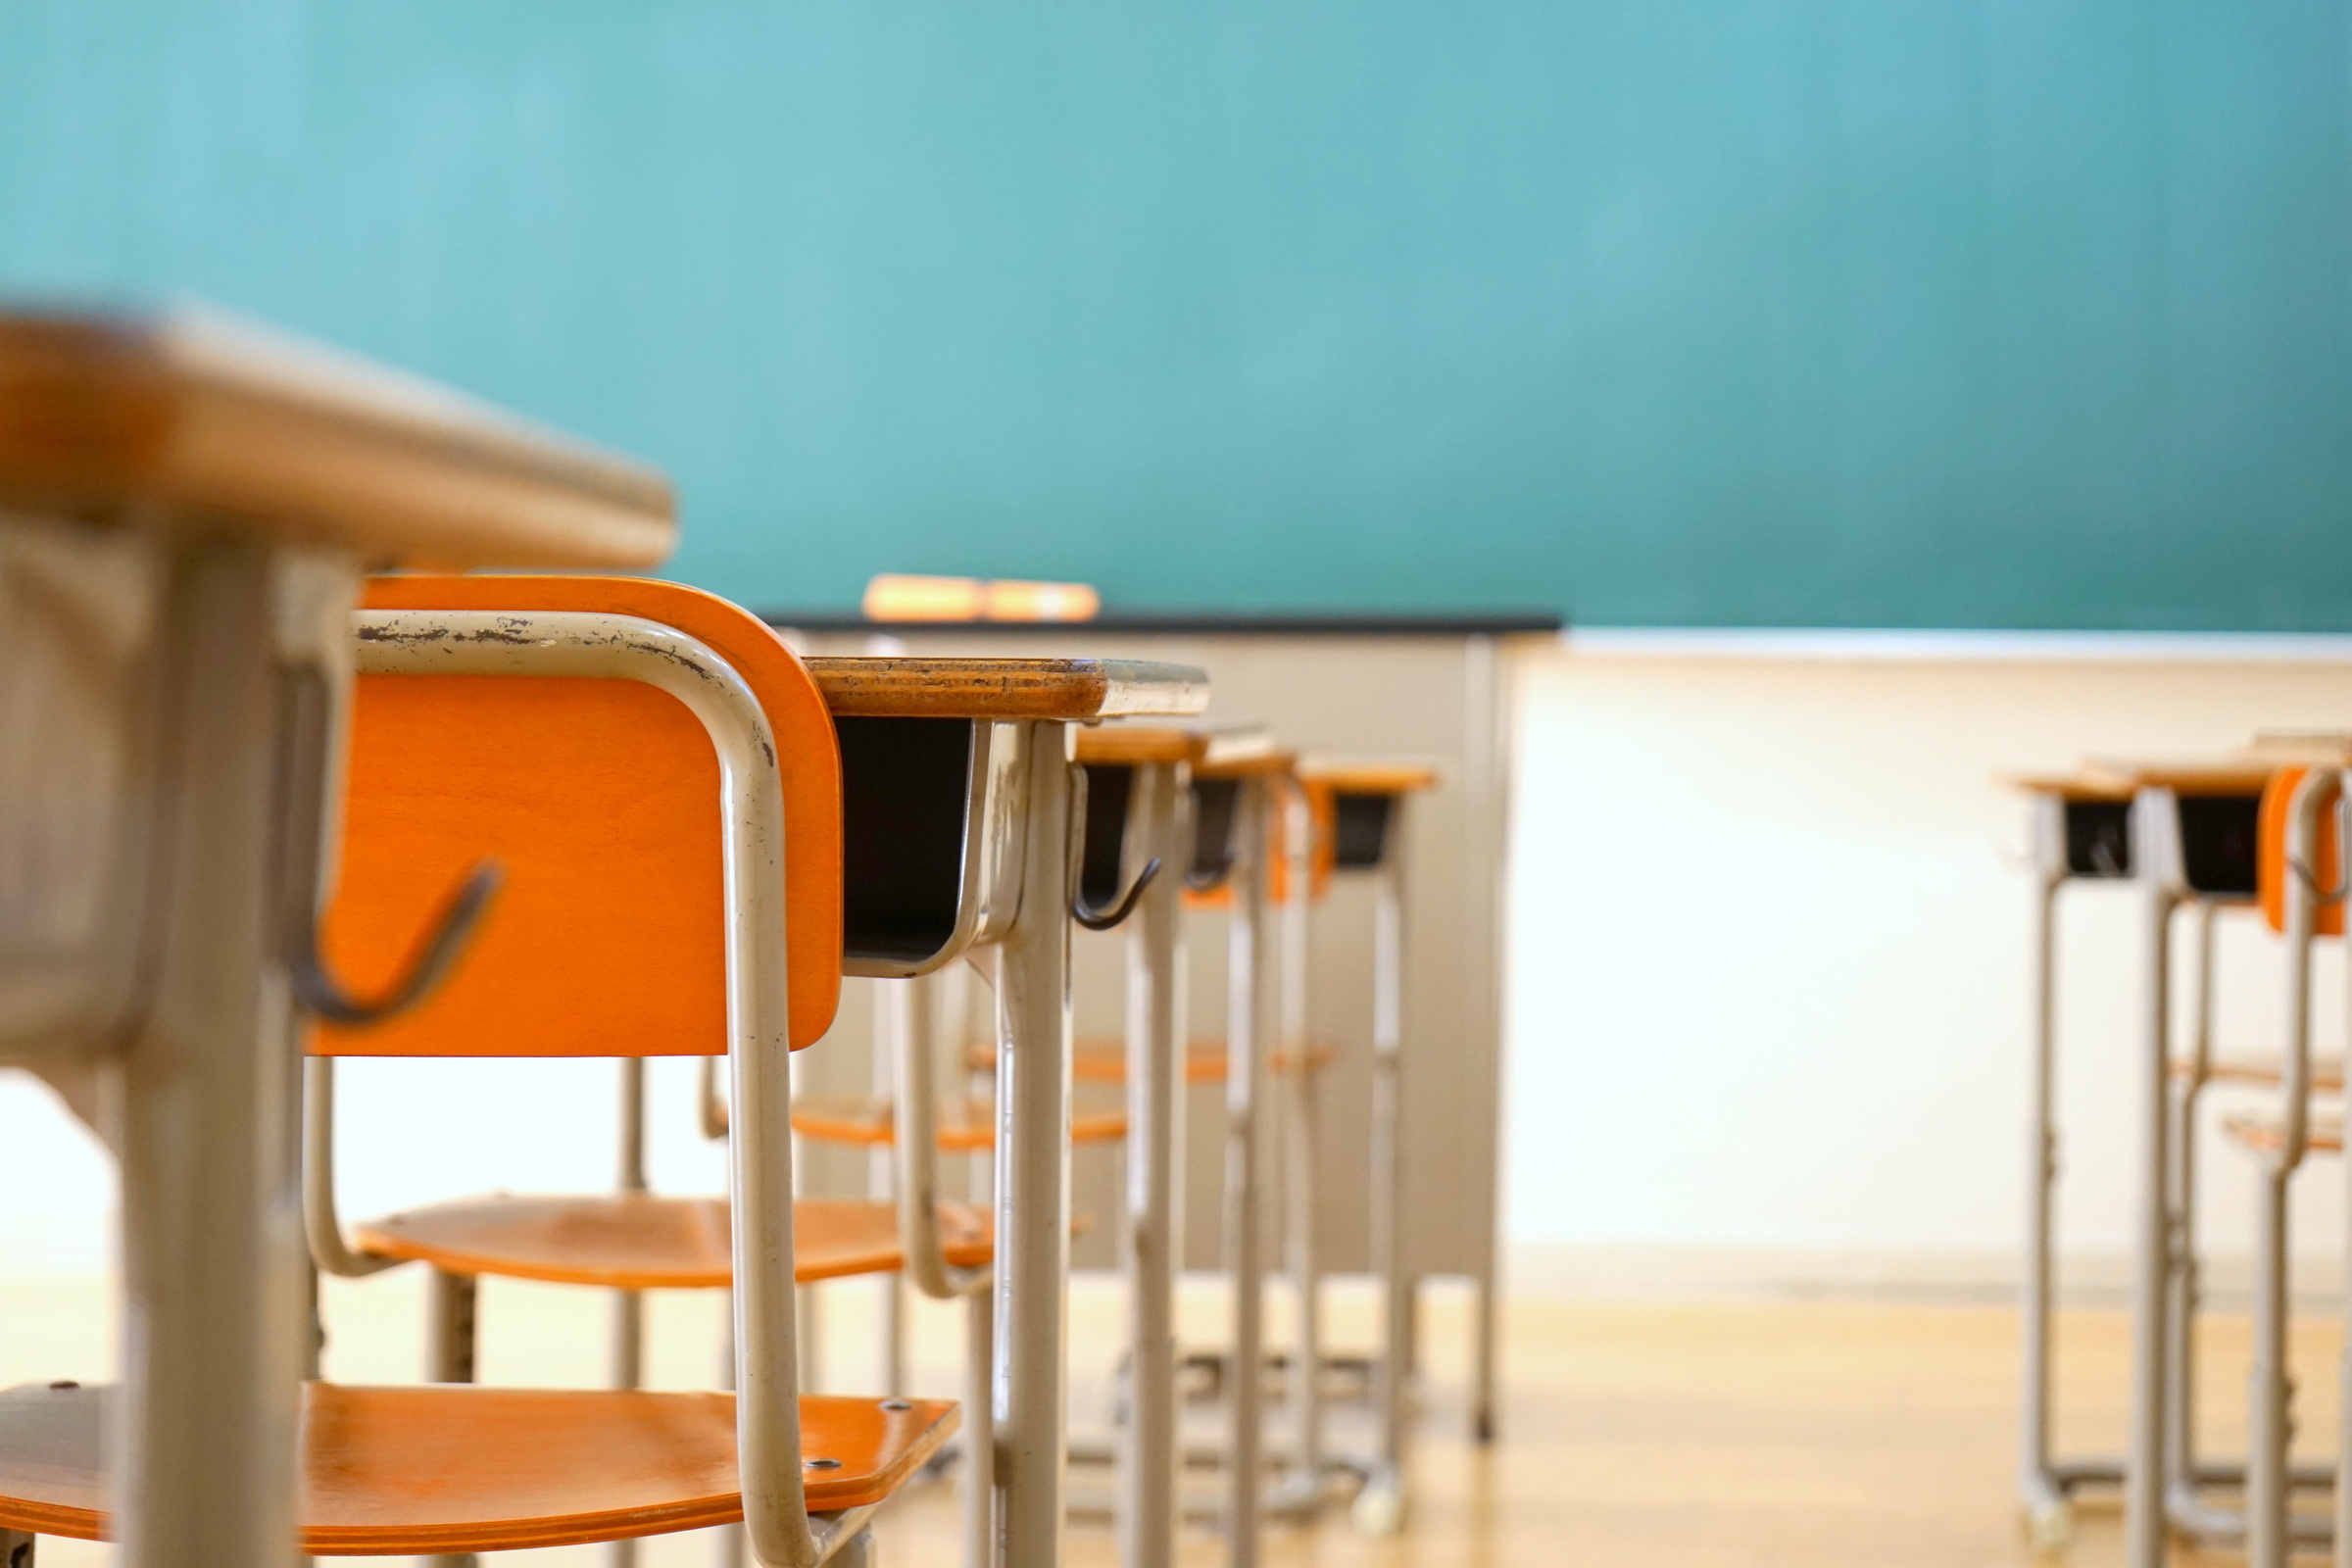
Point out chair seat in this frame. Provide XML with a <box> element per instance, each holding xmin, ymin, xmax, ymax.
<box><xmin>964</xmin><ymin>1035</ymin><xmax>1338</xmax><ymax>1084</ymax></box>
<box><xmin>2172</xmin><ymin>1055</ymin><xmax>2347</xmax><ymax>1092</ymax></box>
<box><xmin>353</xmin><ymin>1195</ymin><xmax>992</xmax><ymax>1289</ymax></box>
<box><xmin>0</xmin><ymin>1380</ymin><xmax>955</xmax><ymax>1553</ymax></box>
<box><xmin>791</xmin><ymin>1093</ymin><xmax>1127</xmax><ymax>1149</ymax></box>
<box><xmin>2223</xmin><ymin>1111</ymin><xmax>2346</xmax><ymax>1156</ymax></box>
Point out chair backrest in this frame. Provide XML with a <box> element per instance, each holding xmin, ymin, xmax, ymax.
<box><xmin>2260</xmin><ymin>763</ymin><xmax>2345</xmax><ymax>939</ymax></box>
<box><xmin>312</xmin><ymin>575</ymin><xmax>843</xmax><ymax>1056</ymax></box>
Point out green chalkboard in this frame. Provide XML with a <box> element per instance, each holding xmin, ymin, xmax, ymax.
<box><xmin>5</xmin><ymin>2</ymin><xmax>2349</xmax><ymax>629</ymax></box>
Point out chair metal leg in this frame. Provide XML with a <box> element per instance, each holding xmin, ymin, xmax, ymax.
<box><xmin>2164</xmin><ymin>903</ymin><xmax>2220</xmax><ymax>1540</ymax></box>
<box><xmin>963</xmin><ymin>1284</ymin><xmax>996</xmax><ymax>1568</ymax></box>
<box><xmin>425</xmin><ymin>1270</ymin><xmax>482</xmax><ymax>1568</ymax></box>
<box><xmin>1120</xmin><ymin>761</ymin><xmax>1186</xmax><ymax>1568</ymax></box>
<box><xmin>2018</xmin><ymin>855</ymin><xmax>2072</xmax><ymax>1547</ymax></box>
<box><xmin>2123</xmin><ymin>790</ymin><xmax>2182</xmax><ymax>1568</ymax></box>
<box><xmin>829</xmin><ymin>1526</ymin><xmax>877</xmax><ymax>1568</ymax></box>
<box><xmin>426</xmin><ymin>1269</ymin><xmax>478</xmax><ymax>1385</ymax></box>
<box><xmin>715</xmin><ymin>1301</ymin><xmax>745</xmax><ymax>1568</ymax></box>
<box><xmin>2247</xmin><ymin>1165</ymin><xmax>2295</xmax><ymax>1568</ymax></box>
<box><xmin>799</xmin><ymin>1284</ymin><xmax>823</xmax><ymax>1394</ymax></box>
<box><xmin>607</xmin><ymin>1054</ymin><xmax>649</xmax><ymax>1566</ymax></box>
<box><xmin>1471</xmin><ymin>1269</ymin><xmax>1499</xmax><ymax>1446</ymax></box>
<box><xmin>993</xmin><ymin>724</ymin><xmax>1076</xmax><ymax>1568</ymax></box>
<box><xmin>2339</xmin><ymin>1167</ymin><xmax>2352</xmax><ymax>1568</ymax></box>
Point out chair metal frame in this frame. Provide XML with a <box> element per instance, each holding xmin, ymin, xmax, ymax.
<box><xmin>303</xmin><ymin>608</ymin><xmax>852</xmax><ymax>1568</ymax></box>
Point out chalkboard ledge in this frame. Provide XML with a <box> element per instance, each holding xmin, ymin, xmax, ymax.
<box><xmin>759</xmin><ymin>610</ymin><xmax>1565</xmax><ymax>638</ymax></box>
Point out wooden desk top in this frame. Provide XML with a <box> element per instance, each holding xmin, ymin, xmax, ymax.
<box><xmin>804</xmin><ymin>657</ymin><xmax>1208</xmax><ymax>719</ymax></box>
<box><xmin>1073</xmin><ymin>721</ymin><xmax>1275</xmax><ymax>767</ymax></box>
<box><xmin>2079</xmin><ymin>757</ymin><xmax>2279</xmax><ymax>795</ymax></box>
<box><xmin>0</xmin><ymin>308</ymin><xmax>675</xmax><ymax>568</ymax></box>
<box><xmin>1301</xmin><ymin>760</ymin><xmax>1441</xmax><ymax>796</ymax></box>
<box><xmin>1193</xmin><ymin>747</ymin><xmax>1297</xmax><ymax>780</ymax></box>
<box><xmin>1073</xmin><ymin>726</ymin><xmax>1209</xmax><ymax>766</ymax></box>
<box><xmin>2002</xmin><ymin>771</ymin><xmax>2135</xmax><ymax>803</ymax></box>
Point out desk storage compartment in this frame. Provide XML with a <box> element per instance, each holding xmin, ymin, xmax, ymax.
<box><xmin>0</xmin><ymin>513</ymin><xmax>164</xmax><ymax>1057</ymax></box>
<box><xmin>2179</xmin><ymin>793</ymin><xmax>2262</xmax><ymax>899</ymax></box>
<box><xmin>1332</xmin><ymin>792</ymin><xmax>1395</xmax><ymax>870</ymax></box>
<box><xmin>2063</xmin><ymin>800</ymin><xmax>2132</xmax><ymax>879</ymax></box>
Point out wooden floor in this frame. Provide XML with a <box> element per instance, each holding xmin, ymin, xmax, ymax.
<box><xmin>0</xmin><ymin>1268</ymin><xmax>2340</xmax><ymax>1564</ymax></box>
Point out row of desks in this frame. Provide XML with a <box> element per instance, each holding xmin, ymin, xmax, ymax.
<box><xmin>0</xmin><ymin>307</ymin><xmax>1532</xmax><ymax>1566</ymax></box>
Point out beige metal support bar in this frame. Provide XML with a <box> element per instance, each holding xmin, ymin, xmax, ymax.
<box><xmin>993</xmin><ymin>723</ymin><xmax>1078</xmax><ymax>1568</ymax></box>
<box><xmin>1120</xmin><ymin>760</ymin><xmax>1190</xmax><ymax>1568</ymax></box>
<box><xmin>1223</xmin><ymin>775</ymin><xmax>1274</xmax><ymax>1568</ymax></box>
<box><xmin>350</xmin><ymin>610</ymin><xmax>824</xmax><ymax>1568</ymax></box>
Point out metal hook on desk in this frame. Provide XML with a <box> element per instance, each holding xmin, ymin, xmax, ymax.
<box><xmin>291</xmin><ymin>861</ymin><xmax>504</xmax><ymax>1026</ymax></box>
<box><xmin>1185</xmin><ymin>853</ymin><xmax>1235</xmax><ymax>894</ymax></box>
<box><xmin>1075</xmin><ymin>857</ymin><xmax>1161</xmax><ymax>931</ymax></box>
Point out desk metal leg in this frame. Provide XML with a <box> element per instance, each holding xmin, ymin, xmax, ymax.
<box><xmin>2124</xmin><ymin>788</ymin><xmax>2183</xmax><ymax>1568</ymax></box>
<box><xmin>995</xmin><ymin>725</ymin><xmax>1076</xmax><ymax>1568</ymax></box>
<box><xmin>1275</xmin><ymin>780</ymin><xmax>1325</xmax><ymax>1519</ymax></box>
<box><xmin>610</xmin><ymin>1058</ymin><xmax>648</xmax><ymax>1568</ymax></box>
<box><xmin>1354</xmin><ymin>836</ymin><xmax>1411</xmax><ymax>1538</ymax></box>
<box><xmin>872</xmin><ymin>990</ymin><xmax>907</xmax><ymax>1400</ymax></box>
<box><xmin>1121</xmin><ymin>762</ymin><xmax>1187</xmax><ymax>1568</ymax></box>
<box><xmin>1222</xmin><ymin>777</ymin><xmax>1274</xmax><ymax>1568</ymax></box>
<box><xmin>115</xmin><ymin>542</ymin><xmax>312</xmax><ymax>1568</ymax></box>
<box><xmin>2019</xmin><ymin>860</ymin><xmax>2072</xmax><ymax>1545</ymax></box>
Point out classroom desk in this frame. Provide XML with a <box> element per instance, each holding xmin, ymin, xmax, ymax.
<box><xmin>806</xmin><ymin>653</ymin><xmax>1207</xmax><ymax>1568</ymax></box>
<box><xmin>2072</xmin><ymin>759</ymin><xmax>2273</xmax><ymax>1568</ymax></box>
<box><xmin>0</xmin><ymin>309</ymin><xmax>672</xmax><ymax>1568</ymax></box>
<box><xmin>766</xmin><ymin>612</ymin><xmax>1555</xmax><ymax>1449</ymax></box>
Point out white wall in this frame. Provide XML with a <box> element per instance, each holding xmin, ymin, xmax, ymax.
<box><xmin>1504</xmin><ymin>633</ymin><xmax>2352</xmax><ymax>1296</ymax></box>
<box><xmin>15</xmin><ymin>631</ymin><xmax>2352</xmax><ymax>1296</ymax></box>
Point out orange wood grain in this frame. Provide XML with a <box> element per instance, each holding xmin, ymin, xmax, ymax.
<box><xmin>2171</xmin><ymin>1054</ymin><xmax>2347</xmax><ymax>1092</ymax></box>
<box><xmin>965</xmin><ymin>1036</ymin><xmax>1337</xmax><ymax>1084</ymax></box>
<box><xmin>0</xmin><ymin>1381</ymin><xmax>954</xmax><ymax>1551</ymax></box>
<box><xmin>1073</xmin><ymin>726</ymin><xmax>1209</xmax><ymax>765</ymax></box>
<box><xmin>1298</xmin><ymin>761</ymin><xmax>1440</xmax><ymax>796</ymax></box>
<box><xmin>2080</xmin><ymin>757</ymin><xmax>2279</xmax><ymax>795</ymax></box>
<box><xmin>790</xmin><ymin>1092</ymin><xmax>1129</xmax><ymax>1149</ymax></box>
<box><xmin>803</xmin><ymin>657</ymin><xmax>1207</xmax><ymax>719</ymax></box>
<box><xmin>352</xmin><ymin>1195</ymin><xmax>991</xmax><ymax>1290</ymax></box>
<box><xmin>2000</xmin><ymin>771</ymin><xmax>2136</xmax><ymax>802</ymax></box>
<box><xmin>318</xmin><ymin>576</ymin><xmax>843</xmax><ymax>1054</ymax></box>
<box><xmin>2224</xmin><ymin>1111</ymin><xmax>2345</xmax><ymax>1157</ymax></box>
<box><xmin>0</xmin><ymin>311</ymin><xmax>674</xmax><ymax>568</ymax></box>
<box><xmin>1192</xmin><ymin>749</ymin><xmax>1297</xmax><ymax>781</ymax></box>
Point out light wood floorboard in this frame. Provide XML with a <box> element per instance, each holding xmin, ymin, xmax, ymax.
<box><xmin>0</xmin><ymin>1270</ymin><xmax>2338</xmax><ymax>1563</ymax></box>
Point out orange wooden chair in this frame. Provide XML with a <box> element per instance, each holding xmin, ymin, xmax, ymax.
<box><xmin>0</xmin><ymin>580</ymin><xmax>955</xmax><ymax>1563</ymax></box>
<box><xmin>2215</xmin><ymin>762</ymin><xmax>2348</xmax><ymax>1563</ymax></box>
<box><xmin>309</xmin><ymin>581</ymin><xmax>995</xmax><ymax>1348</ymax></box>
<box><xmin>315</xmin><ymin>576</ymin><xmax>987</xmax><ymax>1566</ymax></box>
